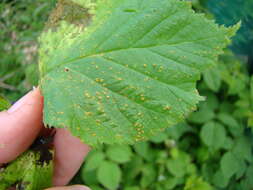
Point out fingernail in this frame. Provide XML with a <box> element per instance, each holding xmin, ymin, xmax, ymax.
<box><xmin>69</xmin><ymin>185</ymin><xmax>91</xmax><ymax>190</ymax></box>
<box><xmin>7</xmin><ymin>88</ymin><xmax>38</xmax><ymax>114</ymax></box>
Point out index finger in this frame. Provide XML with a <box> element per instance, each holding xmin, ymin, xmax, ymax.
<box><xmin>0</xmin><ymin>89</ymin><xmax>43</xmax><ymax>163</ymax></box>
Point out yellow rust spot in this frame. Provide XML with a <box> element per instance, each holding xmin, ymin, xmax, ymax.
<box><xmin>84</xmin><ymin>92</ymin><xmax>91</xmax><ymax>98</ymax></box>
<box><xmin>85</xmin><ymin>112</ymin><xmax>92</xmax><ymax>116</ymax></box>
<box><xmin>95</xmin><ymin>78</ymin><xmax>104</xmax><ymax>83</ymax></box>
<box><xmin>144</xmin><ymin>77</ymin><xmax>150</xmax><ymax>82</ymax></box>
<box><xmin>163</xmin><ymin>105</ymin><xmax>171</xmax><ymax>111</ymax></box>
<box><xmin>158</xmin><ymin>66</ymin><xmax>164</xmax><ymax>72</ymax></box>
<box><xmin>115</xmin><ymin>134</ymin><xmax>123</xmax><ymax>138</ymax></box>
<box><xmin>143</xmin><ymin>64</ymin><xmax>147</xmax><ymax>67</ymax></box>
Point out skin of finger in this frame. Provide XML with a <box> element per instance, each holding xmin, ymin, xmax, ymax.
<box><xmin>45</xmin><ymin>185</ymin><xmax>90</xmax><ymax>190</ymax></box>
<box><xmin>53</xmin><ymin>128</ymin><xmax>90</xmax><ymax>186</ymax></box>
<box><xmin>0</xmin><ymin>89</ymin><xmax>43</xmax><ymax>163</ymax></box>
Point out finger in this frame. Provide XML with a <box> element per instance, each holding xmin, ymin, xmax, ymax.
<box><xmin>0</xmin><ymin>88</ymin><xmax>43</xmax><ymax>163</ymax></box>
<box><xmin>45</xmin><ymin>185</ymin><xmax>90</xmax><ymax>190</ymax></box>
<box><xmin>53</xmin><ymin>129</ymin><xmax>90</xmax><ymax>186</ymax></box>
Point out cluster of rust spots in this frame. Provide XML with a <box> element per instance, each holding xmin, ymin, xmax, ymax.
<box><xmin>140</xmin><ymin>94</ymin><xmax>145</xmax><ymax>101</ymax></box>
<box><xmin>133</xmin><ymin>121</ymin><xmax>145</xmax><ymax>141</ymax></box>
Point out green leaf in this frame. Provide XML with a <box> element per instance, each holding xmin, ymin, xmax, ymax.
<box><xmin>235</xmin><ymin>159</ymin><xmax>247</xmax><ymax>180</ymax></box>
<box><xmin>81</xmin><ymin>169</ymin><xmax>98</xmax><ymax>185</ymax></box>
<box><xmin>212</xmin><ymin>170</ymin><xmax>229</xmax><ymax>188</ymax></box>
<box><xmin>39</xmin><ymin>0</ymin><xmax>237</xmax><ymax>146</ymax></box>
<box><xmin>124</xmin><ymin>187</ymin><xmax>140</xmax><ymax>190</ymax></box>
<box><xmin>166</xmin><ymin>149</ymin><xmax>191</xmax><ymax>177</ymax></box>
<box><xmin>133</xmin><ymin>142</ymin><xmax>153</xmax><ymax>161</ymax></box>
<box><xmin>188</xmin><ymin>103</ymin><xmax>215</xmax><ymax>124</ymax></box>
<box><xmin>163</xmin><ymin>177</ymin><xmax>181</xmax><ymax>190</ymax></box>
<box><xmin>150</xmin><ymin>132</ymin><xmax>168</xmax><ymax>143</ymax></box>
<box><xmin>200</xmin><ymin>121</ymin><xmax>226</xmax><ymax>150</ymax></box>
<box><xmin>0</xmin><ymin>95</ymin><xmax>11</xmax><ymax>111</ymax></box>
<box><xmin>83</xmin><ymin>151</ymin><xmax>105</xmax><ymax>171</ymax></box>
<box><xmin>166</xmin><ymin>158</ymin><xmax>187</xmax><ymax>178</ymax></box>
<box><xmin>201</xmin><ymin>163</ymin><xmax>215</xmax><ymax>183</ymax></box>
<box><xmin>123</xmin><ymin>155</ymin><xmax>143</xmax><ymax>184</ymax></box>
<box><xmin>220</xmin><ymin>152</ymin><xmax>241</xmax><ymax>180</ymax></box>
<box><xmin>140</xmin><ymin>164</ymin><xmax>157</xmax><ymax>188</ymax></box>
<box><xmin>0</xmin><ymin>151</ymin><xmax>53</xmax><ymax>190</ymax></box>
<box><xmin>232</xmin><ymin>136</ymin><xmax>253</xmax><ymax>162</ymax></box>
<box><xmin>89</xmin><ymin>185</ymin><xmax>104</xmax><ymax>190</ymax></box>
<box><xmin>97</xmin><ymin>161</ymin><xmax>122</xmax><ymax>190</ymax></box>
<box><xmin>221</xmin><ymin>137</ymin><xmax>234</xmax><ymax>150</ymax></box>
<box><xmin>184</xmin><ymin>176</ymin><xmax>212</xmax><ymax>190</ymax></box>
<box><xmin>196</xmin><ymin>146</ymin><xmax>210</xmax><ymax>163</ymax></box>
<box><xmin>106</xmin><ymin>145</ymin><xmax>133</xmax><ymax>163</ymax></box>
<box><xmin>204</xmin><ymin>92</ymin><xmax>219</xmax><ymax>111</ymax></box>
<box><xmin>245</xmin><ymin>165</ymin><xmax>253</xmax><ymax>187</ymax></box>
<box><xmin>217</xmin><ymin>113</ymin><xmax>243</xmax><ymax>137</ymax></box>
<box><xmin>203</xmin><ymin>66</ymin><xmax>221</xmax><ymax>92</ymax></box>
<box><xmin>167</xmin><ymin>122</ymin><xmax>193</xmax><ymax>140</ymax></box>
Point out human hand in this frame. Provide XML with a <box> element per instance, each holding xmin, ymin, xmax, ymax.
<box><xmin>0</xmin><ymin>88</ymin><xmax>90</xmax><ymax>189</ymax></box>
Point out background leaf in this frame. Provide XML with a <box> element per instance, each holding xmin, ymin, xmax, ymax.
<box><xmin>220</xmin><ymin>151</ymin><xmax>241</xmax><ymax>180</ymax></box>
<box><xmin>0</xmin><ymin>95</ymin><xmax>11</xmax><ymax>111</ymax></box>
<box><xmin>200</xmin><ymin>121</ymin><xmax>226</xmax><ymax>150</ymax></box>
<box><xmin>106</xmin><ymin>145</ymin><xmax>133</xmax><ymax>163</ymax></box>
<box><xmin>203</xmin><ymin>66</ymin><xmax>221</xmax><ymax>92</ymax></box>
<box><xmin>97</xmin><ymin>161</ymin><xmax>122</xmax><ymax>190</ymax></box>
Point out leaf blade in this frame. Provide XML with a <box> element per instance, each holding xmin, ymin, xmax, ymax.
<box><xmin>40</xmin><ymin>0</ymin><xmax>237</xmax><ymax>145</ymax></box>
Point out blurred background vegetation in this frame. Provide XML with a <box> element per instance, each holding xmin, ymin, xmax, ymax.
<box><xmin>0</xmin><ymin>0</ymin><xmax>253</xmax><ymax>190</ymax></box>
<box><xmin>0</xmin><ymin>0</ymin><xmax>56</xmax><ymax>101</ymax></box>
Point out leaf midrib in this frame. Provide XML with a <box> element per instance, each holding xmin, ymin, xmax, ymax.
<box><xmin>44</xmin><ymin>34</ymin><xmax>218</xmax><ymax>78</ymax></box>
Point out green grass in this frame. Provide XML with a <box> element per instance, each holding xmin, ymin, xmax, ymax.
<box><xmin>0</xmin><ymin>0</ymin><xmax>56</xmax><ymax>101</ymax></box>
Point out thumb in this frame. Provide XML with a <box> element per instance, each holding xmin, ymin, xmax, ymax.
<box><xmin>0</xmin><ymin>88</ymin><xmax>43</xmax><ymax>163</ymax></box>
<box><xmin>45</xmin><ymin>185</ymin><xmax>90</xmax><ymax>190</ymax></box>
